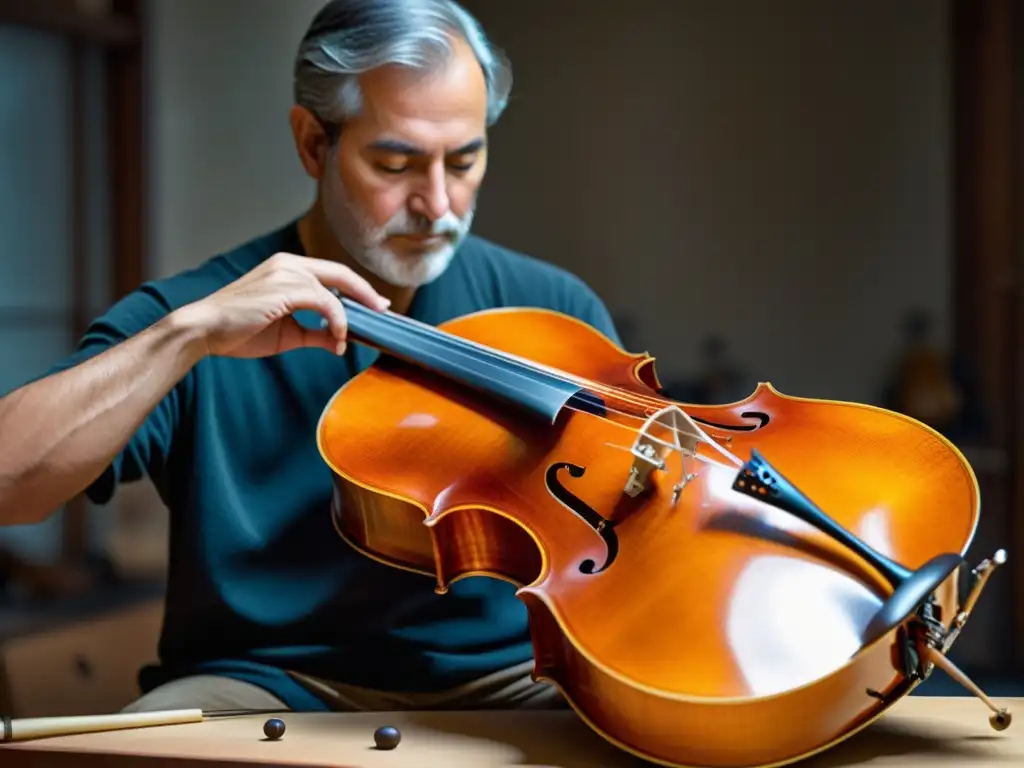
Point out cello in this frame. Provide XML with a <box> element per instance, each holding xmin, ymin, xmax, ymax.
<box><xmin>316</xmin><ymin>299</ymin><xmax>1011</xmax><ymax>768</ymax></box>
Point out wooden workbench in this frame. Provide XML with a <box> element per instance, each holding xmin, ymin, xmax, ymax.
<box><xmin>1</xmin><ymin>696</ymin><xmax>1020</xmax><ymax>767</ymax></box>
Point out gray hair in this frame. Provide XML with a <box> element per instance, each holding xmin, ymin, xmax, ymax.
<box><xmin>294</xmin><ymin>0</ymin><xmax>512</xmax><ymax>137</ymax></box>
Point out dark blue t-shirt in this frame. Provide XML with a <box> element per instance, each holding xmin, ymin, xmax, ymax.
<box><xmin>48</xmin><ymin>220</ymin><xmax>620</xmax><ymax>709</ymax></box>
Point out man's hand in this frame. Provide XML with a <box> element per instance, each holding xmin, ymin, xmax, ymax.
<box><xmin>176</xmin><ymin>252</ymin><xmax>390</xmax><ymax>359</ymax></box>
<box><xmin>0</xmin><ymin>252</ymin><xmax>390</xmax><ymax>526</ymax></box>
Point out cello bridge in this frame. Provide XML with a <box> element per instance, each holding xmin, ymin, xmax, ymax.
<box><xmin>623</xmin><ymin>405</ymin><xmax>704</xmax><ymax>503</ymax></box>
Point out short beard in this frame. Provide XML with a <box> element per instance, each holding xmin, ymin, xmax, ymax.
<box><xmin>320</xmin><ymin>153</ymin><xmax>475</xmax><ymax>289</ymax></box>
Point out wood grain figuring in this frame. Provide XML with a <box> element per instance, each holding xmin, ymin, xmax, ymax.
<box><xmin>1</xmin><ymin>698</ymin><xmax>1021</xmax><ymax>768</ymax></box>
<box><xmin>315</xmin><ymin>308</ymin><xmax>989</xmax><ymax>768</ymax></box>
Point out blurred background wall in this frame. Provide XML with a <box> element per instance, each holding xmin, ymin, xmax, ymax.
<box><xmin>149</xmin><ymin>0</ymin><xmax>953</xmax><ymax>404</ymax></box>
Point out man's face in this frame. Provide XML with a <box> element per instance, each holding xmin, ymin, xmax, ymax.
<box><xmin>320</xmin><ymin>35</ymin><xmax>490</xmax><ymax>288</ymax></box>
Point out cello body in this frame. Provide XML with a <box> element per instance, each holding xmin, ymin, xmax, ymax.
<box><xmin>317</xmin><ymin>306</ymin><xmax>987</xmax><ymax>768</ymax></box>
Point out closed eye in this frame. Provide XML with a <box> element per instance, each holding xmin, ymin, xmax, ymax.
<box><xmin>375</xmin><ymin>158</ymin><xmax>477</xmax><ymax>175</ymax></box>
<box><xmin>447</xmin><ymin>152</ymin><xmax>479</xmax><ymax>172</ymax></box>
<box><xmin>368</xmin><ymin>139</ymin><xmax>484</xmax><ymax>175</ymax></box>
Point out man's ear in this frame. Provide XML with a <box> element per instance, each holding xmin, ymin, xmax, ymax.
<box><xmin>290</xmin><ymin>105</ymin><xmax>331</xmax><ymax>180</ymax></box>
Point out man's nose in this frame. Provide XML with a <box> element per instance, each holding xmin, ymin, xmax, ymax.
<box><xmin>410</xmin><ymin>165</ymin><xmax>450</xmax><ymax>221</ymax></box>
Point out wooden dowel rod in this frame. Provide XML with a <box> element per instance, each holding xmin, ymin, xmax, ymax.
<box><xmin>2</xmin><ymin>709</ymin><xmax>204</xmax><ymax>743</ymax></box>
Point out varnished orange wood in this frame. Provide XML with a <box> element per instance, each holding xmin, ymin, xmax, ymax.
<box><xmin>317</xmin><ymin>308</ymin><xmax>981</xmax><ymax>768</ymax></box>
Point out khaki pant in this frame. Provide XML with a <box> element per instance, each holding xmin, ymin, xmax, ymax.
<box><xmin>121</xmin><ymin>660</ymin><xmax>565</xmax><ymax>713</ymax></box>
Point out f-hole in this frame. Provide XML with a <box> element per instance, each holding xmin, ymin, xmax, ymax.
<box><xmin>691</xmin><ymin>410</ymin><xmax>770</xmax><ymax>433</ymax></box>
<box><xmin>544</xmin><ymin>461</ymin><xmax>619</xmax><ymax>575</ymax></box>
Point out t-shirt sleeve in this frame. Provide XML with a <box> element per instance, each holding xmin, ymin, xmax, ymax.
<box><xmin>41</xmin><ymin>285</ymin><xmax>189</xmax><ymax>505</ymax></box>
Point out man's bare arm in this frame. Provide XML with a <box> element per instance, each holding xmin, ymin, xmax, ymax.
<box><xmin>0</xmin><ymin>252</ymin><xmax>388</xmax><ymax>527</ymax></box>
<box><xmin>0</xmin><ymin>312</ymin><xmax>208</xmax><ymax>525</ymax></box>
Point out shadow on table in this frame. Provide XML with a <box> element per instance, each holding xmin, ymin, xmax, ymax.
<box><xmin>800</xmin><ymin>721</ymin><xmax>1002</xmax><ymax>768</ymax></box>
<box><xmin>399</xmin><ymin>710</ymin><xmax>1004</xmax><ymax>768</ymax></box>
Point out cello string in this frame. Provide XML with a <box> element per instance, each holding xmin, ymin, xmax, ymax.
<box><xmin>337</xmin><ymin>300</ymin><xmax>746</xmax><ymax>464</ymax></box>
<box><xmin>348</xmin><ymin>313</ymin><xmax>741</xmax><ymax>468</ymax></box>
<box><xmin>340</xmin><ymin>297</ymin><xmax>680</xmax><ymax>412</ymax></box>
<box><xmin>342</xmin><ymin>301</ymin><xmax>745</xmax><ymax>427</ymax></box>
<box><xmin>556</xmin><ymin>402</ymin><xmax>744</xmax><ymax>469</ymax></box>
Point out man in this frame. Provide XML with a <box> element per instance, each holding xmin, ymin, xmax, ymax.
<box><xmin>0</xmin><ymin>0</ymin><xmax>619</xmax><ymax>713</ymax></box>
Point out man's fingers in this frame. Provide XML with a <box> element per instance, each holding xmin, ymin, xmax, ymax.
<box><xmin>300</xmin><ymin>258</ymin><xmax>390</xmax><ymax>311</ymax></box>
<box><xmin>312</xmin><ymin>285</ymin><xmax>350</xmax><ymax>348</ymax></box>
<box><xmin>278</xmin><ymin>317</ymin><xmax>344</xmax><ymax>355</ymax></box>
<box><xmin>301</xmin><ymin>326</ymin><xmax>347</xmax><ymax>355</ymax></box>
<box><xmin>287</xmin><ymin>285</ymin><xmax>350</xmax><ymax>352</ymax></box>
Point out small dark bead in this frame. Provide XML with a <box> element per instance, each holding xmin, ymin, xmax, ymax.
<box><xmin>373</xmin><ymin>725</ymin><xmax>401</xmax><ymax>750</ymax></box>
<box><xmin>263</xmin><ymin>718</ymin><xmax>286</xmax><ymax>740</ymax></box>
